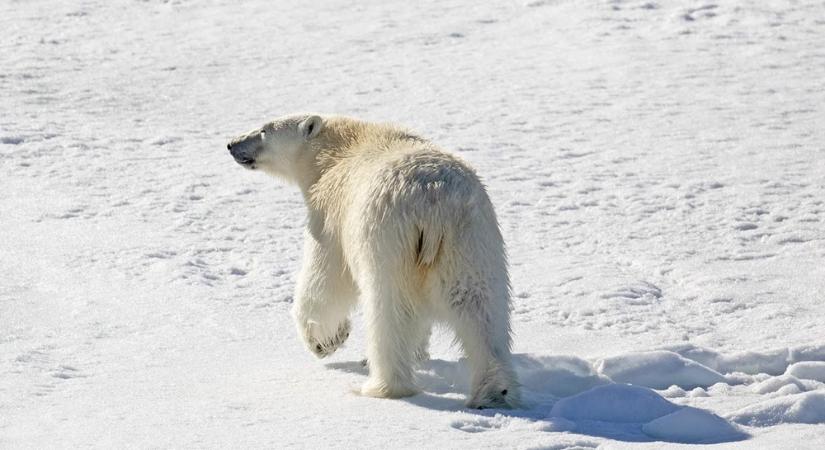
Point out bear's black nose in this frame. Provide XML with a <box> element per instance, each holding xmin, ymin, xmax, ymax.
<box><xmin>227</xmin><ymin>143</ymin><xmax>232</xmax><ymax>151</ymax></box>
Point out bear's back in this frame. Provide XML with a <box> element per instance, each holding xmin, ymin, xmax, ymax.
<box><xmin>310</xmin><ymin>119</ymin><xmax>489</xmax><ymax>239</ymax></box>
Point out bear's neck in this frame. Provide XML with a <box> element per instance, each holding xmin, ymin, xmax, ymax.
<box><xmin>298</xmin><ymin>127</ymin><xmax>369</xmax><ymax>223</ymax></box>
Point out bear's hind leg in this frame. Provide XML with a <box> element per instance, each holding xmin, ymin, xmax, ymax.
<box><xmin>413</xmin><ymin>321</ymin><xmax>432</xmax><ymax>364</ymax></box>
<box><xmin>360</xmin><ymin>278</ymin><xmax>421</xmax><ymax>399</ymax></box>
<box><xmin>447</xmin><ymin>283</ymin><xmax>519</xmax><ymax>409</ymax></box>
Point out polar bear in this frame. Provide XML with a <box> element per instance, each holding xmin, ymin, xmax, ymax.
<box><xmin>227</xmin><ymin>114</ymin><xmax>518</xmax><ymax>408</ymax></box>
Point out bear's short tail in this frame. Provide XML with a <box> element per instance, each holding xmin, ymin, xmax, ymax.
<box><xmin>415</xmin><ymin>226</ymin><xmax>442</xmax><ymax>267</ymax></box>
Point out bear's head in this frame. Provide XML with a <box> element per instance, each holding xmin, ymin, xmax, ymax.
<box><xmin>227</xmin><ymin>114</ymin><xmax>324</xmax><ymax>180</ymax></box>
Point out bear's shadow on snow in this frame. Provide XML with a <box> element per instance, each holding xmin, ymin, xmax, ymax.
<box><xmin>327</xmin><ymin>354</ymin><xmax>749</xmax><ymax>444</ymax></box>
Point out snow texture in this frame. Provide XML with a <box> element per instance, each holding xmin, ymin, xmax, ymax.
<box><xmin>549</xmin><ymin>384</ymin><xmax>746</xmax><ymax>443</ymax></box>
<box><xmin>595</xmin><ymin>350</ymin><xmax>727</xmax><ymax>390</ymax></box>
<box><xmin>2</xmin><ymin>0</ymin><xmax>825</xmax><ymax>448</ymax></box>
<box><xmin>786</xmin><ymin>362</ymin><xmax>825</xmax><ymax>383</ymax></box>
<box><xmin>514</xmin><ymin>355</ymin><xmax>610</xmax><ymax>398</ymax></box>
<box><xmin>728</xmin><ymin>392</ymin><xmax>825</xmax><ymax>427</ymax></box>
<box><xmin>642</xmin><ymin>407</ymin><xmax>747</xmax><ymax>444</ymax></box>
<box><xmin>551</xmin><ymin>384</ymin><xmax>680</xmax><ymax>423</ymax></box>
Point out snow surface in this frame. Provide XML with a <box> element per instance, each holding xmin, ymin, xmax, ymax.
<box><xmin>2</xmin><ymin>0</ymin><xmax>825</xmax><ymax>448</ymax></box>
<box><xmin>551</xmin><ymin>384</ymin><xmax>679</xmax><ymax>423</ymax></box>
<box><xmin>642</xmin><ymin>406</ymin><xmax>747</xmax><ymax>444</ymax></box>
<box><xmin>786</xmin><ymin>362</ymin><xmax>825</xmax><ymax>384</ymax></box>
<box><xmin>549</xmin><ymin>384</ymin><xmax>749</xmax><ymax>443</ymax></box>
<box><xmin>595</xmin><ymin>350</ymin><xmax>727</xmax><ymax>390</ymax></box>
<box><xmin>728</xmin><ymin>392</ymin><xmax>825</xmax><ymax>427</ymax></box>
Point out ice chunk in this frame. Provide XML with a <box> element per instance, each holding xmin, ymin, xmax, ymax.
<box><xmin>662</xmin><ymin>343</ymin><xmax>722</xmax><ymax>371</ymax></box>
<box><xmin>752</xmin><ymin>375</ymin><xmax>808</xmax><ymax>394</ymax></box>
<box><xmin>665</xmin><ymin>344</ymin><xmax>825</xmax><ymax>376</ymax></box>
<box><xmin>720</xmin><ymin>348</ymin><xmax>790</xmax><ymax>375</ymax></box>
<box><xmin>785</xmin><ymin>362</ymin><xmax>825</xmax><ymax>383</ymax></box>
<box><xmin>659</xmin><ymin>385</ymin><xmax>686</xmax><ymax>398</ymax></box>
<box><xmin>550</xmin><ymin>384</ymin><xmax>679</xmax><ymax>423</ymax></box>
<box><xmin>596</xmin><ymin>351</ymin><xmax>726</xmax><ymax>389</ymax></box>
<box><xmin>688</xmin><ymin>387</ymin><xmax>709</xmax><ymax>398</ymax></box>
<box><xmin>789</xmin><ymin>344</ymin><xmax>825</xmax><ymax>363</ymax></box>
<box><xmin>728</xmin><ymin>392</ymin><xmax>825</xmax><ymax>426</ymax></box>
<box><xmin>642</xmin><ymin>407</ymin><xmax>747</xmax><ymax>443</ymax></box>
<box><xmin>515</xmin><ymin>355</ymin><xmax>609</xmax><ymax>398</ymax></box>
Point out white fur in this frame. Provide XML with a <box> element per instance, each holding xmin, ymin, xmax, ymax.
<box><xmin>228</xmin><ymin>114</ymin><xmax>519</xmax><ymax>408</ymax></box>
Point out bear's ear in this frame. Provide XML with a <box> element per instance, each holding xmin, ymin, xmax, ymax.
<box><xmin>299</xmin><ymin>115</ymin><xmax>324</xmax><ymax>140</ymax></box>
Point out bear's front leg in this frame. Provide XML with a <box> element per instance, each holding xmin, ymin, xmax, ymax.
<box><xmin>291</xmin><ymin>229</ymin><xmax>357</xmax><ymax>359</ymax></box>
<box><xmin>295</xmin><ymin>316</ymin><xmax>351</xmax><ymax>359</ymax></box>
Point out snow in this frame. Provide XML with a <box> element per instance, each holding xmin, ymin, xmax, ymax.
<box><xmin>595</xmin><ymin>350</ymin><xmax>727</xmax><ymax>390</ymax></box>
<box><xmin>551</xmin><ymin>384</ymin><xmax>679</xmax><ymax>423</ymax></box>
<box><xmin>659</xmin><ymin>385</ymin><xmax>687</xmax><ymax>398</ymax></box>
<box><xmin>642</xmin><ymin>407</ymin><xmax>748</xmax><ymax>444</ymax></box>
<box><xmin>515</xmin><ymin>354</ymin><xmax>609</xmax><ymax>399</ymax></box>
<box><xmin>3</xmin><ymin>0</ymin><xmax>825</xmax><ymax>448</ymax></box>
<box><xmin>786</xmin><ymin>362</ymin><xmax>825</xmax><ymax>383</ymax></box>
<box><xmin>549</xmin><ymin>384</ymin><xmax>746</xmax><ymax>443</ymax></box>
<box><xmin>728</xmin><ymin>392</ymin><xmax>825</xmax><ymax>427</ymax></box>
<box><xmin>666</xmin><ymin>343</ymin><xmax>825</xmax><ymax>376</ymax></box>
<box><xmin>751</xmin><ymin>375</ymin><xmax>818</xmax><ymax>396</ymax></box>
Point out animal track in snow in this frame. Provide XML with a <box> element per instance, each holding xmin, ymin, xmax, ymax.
<box><xmin>52</xmin><ymin>365</ymin><xmax>86</xmax><ymax>380</ymax></box>
<box><xmin>602</xmin><ymin>281</ymin><xmax>662</xmax><ymax>303</ymax></box>
<box><xmin>1</xmin><ymin>135</ymin><xmax>25</xmax><ymax>144</ymax></box>
<box><xmin>450</xmin><ymin>416</ymin><xmax>505</xmax><ymax>433</ymax></box>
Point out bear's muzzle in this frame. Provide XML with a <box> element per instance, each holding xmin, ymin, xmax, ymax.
<box><xmin>227</xmin><ymin>130</ymin><xmax>262</xmax><ymax>168</ymax></box>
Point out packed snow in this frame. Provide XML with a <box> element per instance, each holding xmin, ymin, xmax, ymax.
<box><xmin>551</xmin><ymin>384</ymin><xmax>680</xmax><ymax>423</ymax></box>
<box><xmin>642</xmin><ymin>407</ymin><xmax>747</xmax><ymax>444</ymax></box>
<box><xmin>728</xmin><ymin>392</ymin><xmax>825</xmax><ymax>427</ymax></box>
<box><xmin>546</xmin><ymin>383</ymin><xmax>747</xmax><ymax>443</ymax></box>
<box><xmin>2</xmin><ymin>0</ymin><xmax>825</xmax><ymax>448</ymax></box>
<box><xmin>595</xmin><ymin>350</ymin><xmax>727</xmax><ymax>390</ymax></box>
<box><xmin>786</xmin><ymin>362</ymin><xmax>825</xmax><ymax>384</ymax></box>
